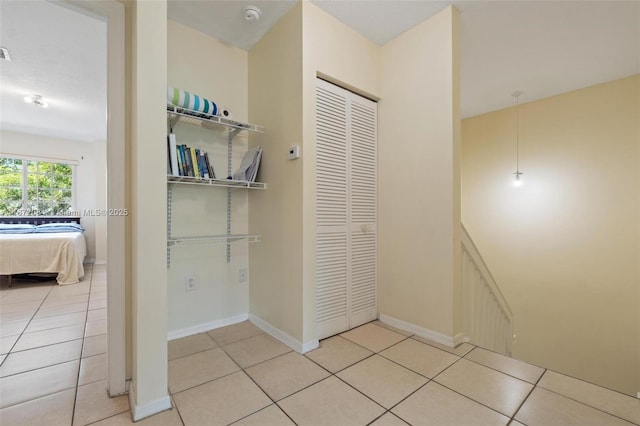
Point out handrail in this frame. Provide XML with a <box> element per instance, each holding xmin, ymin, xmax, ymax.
<box><xmin>461</xmin><ymin>224</ymin><xmax>513</xmax><ymax>321</ymax></box>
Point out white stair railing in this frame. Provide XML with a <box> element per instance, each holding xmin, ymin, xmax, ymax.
<box><xmin>461</xmin><ymin>224</ymin><xmax>514</xmax><ymax>355</ymax></box>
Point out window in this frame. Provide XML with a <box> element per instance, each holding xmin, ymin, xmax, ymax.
<box><xmin>0</xmin><ymin>157</ymin><xmax>74</xmax><ymax>216</ymax></box>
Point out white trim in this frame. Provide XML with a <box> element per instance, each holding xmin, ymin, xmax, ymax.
<box><xmin>128</xmin><ymin>382</ymin><xmax>172</xmax><ymax>422</ymax></box>
<box><xmin>249</xmin><ymin>314</ymin><xmax>319</xmax><ymax>354</ymax></box>
<box><xmin>0</xmin><ymin>152</ymin><xmax>80</xmax><ymax>165</ymax></box>
<box><xmin>378</xmin><ymin>314</ymin><xmax>459</xmax><ymax>348</ymax></box>
<box><xmin>167</xmin><ymin>314</ymin><xmax>248</xmax><ymax>341</ymax></box>
<box><xmin>61</xmin><ymin>0</ymin><xmax>127</xmax><ymax>397</ymax></box>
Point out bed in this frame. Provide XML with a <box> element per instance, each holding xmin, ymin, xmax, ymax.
<box><xmin>0</xmin><ymin>217</ymin><xmax>87</xmax><ymax>285</ymax></box>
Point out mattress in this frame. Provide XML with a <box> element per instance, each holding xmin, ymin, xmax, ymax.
<box><xmin>0</xmin><ymin>232</ymin><xmax>87</xmax><ymax>285</ymax></box>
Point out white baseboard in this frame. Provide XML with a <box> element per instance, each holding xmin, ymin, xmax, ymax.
<box><xmin>128</xmin><ymin>382</ymin><xmax>172</xmax><ymax>422</ymax></box>
<box><xmin>378</xmin><ymin>314</ymin><xmax>463</xmax><ymax>348</ymax></box>
<box><xmin>249</xmin><ymin>314</ymin><xmax>319</xmax><ymax>354</ymax></box>
<box><xmin>167</xmin><ymin>313</ymin><xmax>249</xmax><ymax>341</ymax></box>
<box><xmin>453</xmin><ymin>332</ymin><xmax>471</xmax><ymax>347</ymax></box>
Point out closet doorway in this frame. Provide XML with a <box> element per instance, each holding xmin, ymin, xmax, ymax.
<box><xmin>316</xmin><ymin>78</ymin><xmax>377</xmax><ymax>340</ymax></box>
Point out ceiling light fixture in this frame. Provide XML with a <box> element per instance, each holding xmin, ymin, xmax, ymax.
<box><xmin>24</xmin><ymin>94</ymin><xmax>48</xmax><ymax>108</ymax></box>
<box><xmin>243</xmin><ymin>6</ymin><xmax>262</xmax><ymax>22</ymax></box>
<box><xmin>512</xmin><ymin>90</ymin><xmax>523</xmax><ymax>187</ymax></box>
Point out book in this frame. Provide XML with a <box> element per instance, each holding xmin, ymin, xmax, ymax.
<box><xmin>168</xmin><ymin>134</ymin><xmax>179</xmax><ymax>176</ymax></box>
<box><xmin>233</xmin><ymin>147</ymin><xmax>262</xmax><ymax>182</ymax></box>
<box><xmin>198</xmin><ymin>150</ymin><xmax>209</xmax><ymax>179</ymax></box>
<box><xmin>178</xmin><ymin>145</ymin><xmax>188</xmax><ymax>176</ymax></box>
<box><xmin>204</xmin><ymin>152</ymin><xmax>215</xmax><ymax>179</ymax></box>
<box><xmin>190</xmin><ymin>147</ymin><xmax>200</xmax><ymax>178</ymax></box>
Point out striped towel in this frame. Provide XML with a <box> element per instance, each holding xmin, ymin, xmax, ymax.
<box><xmin>167</xmin><ymin>87</ymin><xmax>218</xmax><ymax>116</ymax></box>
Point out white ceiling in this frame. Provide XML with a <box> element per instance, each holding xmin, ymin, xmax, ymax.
<box><xmin>0</xmin><ymin>1</ymin><xmax>637</xmax><ymax>144</ymax></box>
<box><xmin>0</xmin><ymin>0</ymin><xmax>107</xmax><ymax>142</ymax></box>
<box><xmin>168</xmin><ymin>0</ymin><xmax>639</xmax><ymax>117</ymax></box>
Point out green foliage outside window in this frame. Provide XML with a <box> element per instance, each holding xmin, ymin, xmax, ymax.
<box><xmin>0</xmin><ymin>157</ymin><xmax>74</xmax><ymax>216</ymax></box>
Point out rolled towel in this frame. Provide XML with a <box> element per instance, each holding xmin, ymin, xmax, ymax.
<box><xmin>167</xmin><ymin>87</ymin><xmax>218</xmax><ymax>116</ymax></box>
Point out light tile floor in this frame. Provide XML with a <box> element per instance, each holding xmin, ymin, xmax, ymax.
<box><xmin>1</xmin><ymin>267</ymin><xmax>639</xmax><ymax>425</ymax></box>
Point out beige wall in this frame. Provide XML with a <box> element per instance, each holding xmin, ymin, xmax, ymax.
<box><xmin>248</xmin><ymin>0</ymin><xmax>381</xmax><ymax>346</ymax></box>
<box><xmin>248</xmin><ymin>2</ymin><xmax>304</xmax><ymax>343</ymax></box>
<box><xmin>166</xmin><ymin>20</ymin><xmax>251</xmax><ymax>335</ymax></box>
<box><xmin>0</xmin><ymin>130</ymin><xmax>106</xmax><ymax>262</ymax></box>
<box><xmin>462</xmin><ymin>75</ymin><xmax>640</xmax><ymax>396</ymax></box>
<box><xmin>378</xmin><ymin>6</ymin><xmax>462</xmax><ymax>340</ymax></box>
<box><xmin>129</xmin><ymin>0</ymin><xmax>168</xmax><ymax>410</ymax></box>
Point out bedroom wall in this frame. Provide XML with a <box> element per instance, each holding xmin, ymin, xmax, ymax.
<box><xmin>0</xmin><ymin>129</ymin><xmax>106</xmax><ymax>262</ymax></box>
<box><xmin>461</xmin><ymin>75</ymin><xmax>640</xmax><ymax>396</ymax></box>
<box><xmin>378</xmin><ymin>6</ymin><xmax>462</xmax><ymax>341</ymax></box>
<box><xmin>166</xmin><ymin>20</ymin><xmax>250</xmax><ymax>337</ymax></box>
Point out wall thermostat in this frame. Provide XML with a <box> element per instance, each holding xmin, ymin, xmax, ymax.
<box><xmin>288</xmin><ymin>145</ymin><xmax>300</xmax><ymax>160</ymax></box>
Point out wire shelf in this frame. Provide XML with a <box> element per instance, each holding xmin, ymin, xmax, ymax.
<box><xmin>167</xmin><ymin>105</ymin><xmax>264</xmax><ymax>133</ymax></box>
<box><xmin>167</xmin><ymin>234</ymin><xmax>261</xmax><ymax>247</ymax></box>
<box><xmin>167</xmin><ymin>175</ymin><xmax>266</xmax><ymax>189</ymax></box>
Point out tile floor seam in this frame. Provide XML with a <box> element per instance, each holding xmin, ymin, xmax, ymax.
<box><xmin>0</xmin><ymin>283</ymin><xmax>55</xmax><ymax>359</ymax></box>
<box><xmin>70</xmin><ymin>263</ymin><xmax>93</xmax><ymax>426</ymax></box>
<box><xmin>169</xmin><ymin>395</ymin><xmax>188</xmax><ymax>426</ymax></box>
<box><xmin>208</xmin><ymin>328</ymin><xmax>266</xmax><ymax>348</ymax></box>
<box><xmin>509</xmin><ymin>377</ymin><xmax>540</xmax><ymax>424</ymax></box>
<box><xmin>229</xmin><ymin>368</ymin><xmax>301</xmax><ymax>425</ymax></box>
<box><xmin>219</xmin><ymin>341</ymin><xmax>294</xmax><ymax>370</ymax></box>
<box><xmin>167</xmin><ymin>345</ymin><xmax>219</xmax><ymax>363</ymax></box>
<box><xmin>384</xmin><ymin>378</ymin><xmax>433</xmax><ymax>414</ymax></box>
<box><xmin>376</xmin><ymin>350</ymin><xmax>447</xmax><ymax>381</ymax></box>
<box><xmin>365</xmin><ymin>410</ymin><xmax>392</xmax><ymax>426</ymax></box>
<box><xmin>426</xmin><ymin>356</ymin><xmax>523</xmax><ymax>420</ymax></box>
<box><xmin>273</xmin><ymin>401</ymin><xmax>302</xmax><ymax>426</ymax></box>
<box><xmin>410</xmin><ymin>336</ymin><xmax>476</xmax><ymax>357</ymax></box>
<box><xmin>460</xmin><ymin>354</ymin><xmax>543</xmax><ymax>385</ymax></box>
<box><xmin>169</xmin><ymin>366</ymin><xmax>241</xmax><ymax>396</ymax></box>
<box><xmin>539</xmin><ymin>369</ymin><xmax>640</xmax><ymax>401</ymax></box>
<box><xmin>305</xmin><ymin>347</ymin><xmax>378</xmax><ymax>376</ymax></box>
<box><xmin>0</xmin><ymin>367</ymin><xmax>80</xmax><ymax>410</ymax></box>
<box><xmin>531</xmin><ymin>385</ymin><xmax>640</xmax><ymax>425</ymax></box>
<box><xmin>23</xmin><ymin>318</ymin><xmax>89</xmax><ymax>335</ymax></box>
<box><xmin>0</xmin><ymin>345</ymin><xmax>84</xmax><ymax>378</ymax></box>
<box><xmin>427</xmin><ymin>377</ymin><xmax>519</xmax><ymax>422</ymax></box>
<box><xmin>341</xmin><ymin>330</ymin><xmax>414</xmax><ymax>355</ymax></box>
<box><xmin>331</xmin><ymin>369</ymin><xmax>390</xmax><ymax>413</ymax></box>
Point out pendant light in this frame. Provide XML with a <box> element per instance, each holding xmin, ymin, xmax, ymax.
<box><xmin>512</xmin><ymin>91</ymin><xmax>523</xmax><ymax>187</ymax></box>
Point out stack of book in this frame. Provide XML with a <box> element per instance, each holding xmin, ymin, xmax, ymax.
<box><xmin>167</xmin><ymin>133</ymin><xmax>216</xmax><ymax>179</ymax></box>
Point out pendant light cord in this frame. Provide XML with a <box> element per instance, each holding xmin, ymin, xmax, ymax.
<box><xmin>516</xmin><ymin>94</ymin><xmax>519</xmax><ymax>173</ymax></box>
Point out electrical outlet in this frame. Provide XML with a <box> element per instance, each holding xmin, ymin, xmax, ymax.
<box><xmin>239</xmin><ymin>268</ymin><xmax>248</xmax><ymax>283</ymax></box>
<box><xmin>184</xmin><ymin>275</ymin><xmax>197</xmax><ymax>291</ymax></box>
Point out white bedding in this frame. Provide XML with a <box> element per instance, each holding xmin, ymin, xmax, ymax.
<box><xmin>0</xmin><ymin>232</ymin><xmax>86</xmax><ymax>285</ymax></box>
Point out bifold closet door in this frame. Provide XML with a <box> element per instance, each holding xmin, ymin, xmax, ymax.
<box><xmin>316</xmin><ymin>79</ymin><xmax>377</xmax><ymax>340</ymax></box>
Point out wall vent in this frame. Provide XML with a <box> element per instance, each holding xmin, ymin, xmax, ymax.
<box><xmin>0</xmin><ymin>47</ymin><xmax>11</xmax><ymax>61</ymax></box>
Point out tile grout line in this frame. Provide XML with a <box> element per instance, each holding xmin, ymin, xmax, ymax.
<box><xmin>531</xmin><ymin>383</ymin><xmax>640</xmax><ymax>425</ymax></box>
<box><xmin>70</xmin><ymin>262</ymin><xmax>94</xmax><ymax>426</ymax></box>
<box><xmin>0</xmin><ymin>281</ymin><xmax>56</xmax><ymax>361</ymax></box>
<box><xmin>0</xmin><ymin>266</ymin><xmax>94</xmax><ymax>413</ymax></box>
<box><xmin>421</xmin><ymin>355</ymin><xmax>517</xmax><ymax>420</ymax></box>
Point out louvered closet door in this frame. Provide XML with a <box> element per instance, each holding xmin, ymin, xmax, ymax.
<box><xmin>316</xmin><ymin>79</ymin><xmax>377</xmax><ymax>340</ymax></box>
